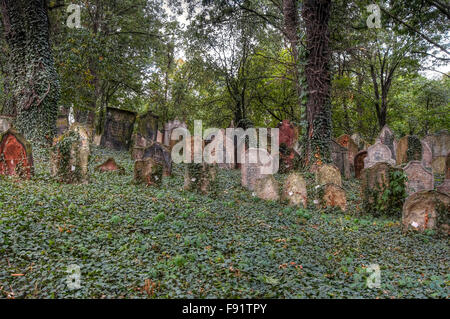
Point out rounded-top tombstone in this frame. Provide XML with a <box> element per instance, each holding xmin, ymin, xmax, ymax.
<box><xmin>0</xmin><ymin>128</ymin><xmax>34</xmax><ymax>179</ymax></box>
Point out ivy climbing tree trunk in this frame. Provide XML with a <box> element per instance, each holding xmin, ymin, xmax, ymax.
<box><xmin>302</xmin><ymin>0</ymin><xmax>332</xmax><ymax>167</ymax></box>
<box><xmin>0</xmin><ymin>0</ymin><xmax>60</xmax><ymax>146</ymax></box>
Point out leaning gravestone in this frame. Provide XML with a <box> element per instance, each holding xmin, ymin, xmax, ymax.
<box><xmin>50</xmin><ymin>124</ymin><xmax>90</xmax><ymax>184</ymax></box>
<box><xmin>402</xmin><ymin>190</ymin><xmax>450</xmax><ymax>234</ymax></box>
<box><xmin>330</xmin><ymin>139</ymin><xmax>350</xmax><ymax>178</ymax></box>
<box><xmin>423</xmin><ymin>130</ymin><xmax>450</xmax><ymax>174</ymax></box>
<box><xmin>320</xmin><ymin>183</ymin><xmax>347</xmax><ymax>212</ymax></box>
<box><xmin>364</xmin><ymin>141</ymin><xmax>395</xmax><ymax>169</ymax></box>
<box><xmin>354</xmin><ymin>150</ymin><xmax>368</xmax><ymax>179</ymax></box>
<box><xmin>403</xmin><ymin>161</ymin><xmax>434</xmax><ymax>195</ymax></box>
<box><xmin>0</xmin><ymin>116</ymin><xmax>13</xmax><ymax>133</ymax></box>
<box><xmin>241</xmin><ymin>148</ymin><xmax>277</xmax><ymax>191</ymax></box>
<box><xmin>396</xmin><ymin>135</ymin><xmax>422</xmax><ymax>165</ymax></box>
<box><xmin>134</xmin><ymin>158</ymin><xmax>163</xmax><ymax>186</ymax></box>
<box><xmin>337</xmin><ymin>134</ymin><xmax>359</xmax><ymax>176</ymax></box>
<box><xmin>316</xmin><ymin>164</ymin><xmax>342</xmax><ymax>187</ymax></box>
<box><xmin>281</xmin><ymin>172</ymin><xmax>307</xmax><ymax>207</ymax></box>
<box><xmin>254</xmin><ymin>175</ymin><xmax>280</xmax><ymax>201</ymax></box>
<box><xmin>0</xmin><ymin>128</ymin><xmax>34</xmax><ymax>179</ymax></box>
<box><xmin>100</xmin><ymin>107</ymin><xmax>137</xmax><ymax>151</ymax></box>
<box><xmin>378</xmin><ymin>125</ymin><xmax>397</xmax><ymax>160</ymax></box>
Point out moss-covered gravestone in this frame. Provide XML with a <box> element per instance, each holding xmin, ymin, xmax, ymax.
<box><xmin>134</xmin><ymin>158</ymin><xmax>163</xmax><ymax>186</ymax></box>
<box><xmin>51</xmin><ymin>124</ymin><xmax>90</xmax><ymax>184</ymax></box>
<box><xmin>241</xmin><ymin>148</ymin><xmax>276</xmax><ymax>191</ymax></box>
<box><xmin>278</xmin><ymin>120</ymin><xmax>299</xmax><ymax>172</ymax></box>
<box><xmin>281</xmin><ymin>172</ymin><xmax>307</xmax><ymax>207</ymax></box>
<box><xmin>436</xmin><ymin>153</ymin><xmax>450</xmax><ymax>195</ymax></box>
<box><xmin>330</xmin><ymin>139</ymin><xmax>350</xmax><ymax>179</ymax></box>
<box><xmin>184</xmin><ymin>163</ymin><xmax>217</xmax><ymax>194</ymax></box>
<box><xmin>354</xmin><ymin>150</ymin><xmax>367</xmax><ymax>179</ymax></box>
<box><xmin>135</xmin><ymin>111</ymin><xmax>158</xmax><ymax>142</ymax></box>
<box><xmin>56</xmin><ymin>108</ymin><xmax>69</xmax><ymax>137</ymax></box>
<box><xmin>403</xmin><ymin>161</ymin><xmax>434</xmax><ymax>196</ymax></box>
<box><xmin>361</xmin><ymin>162</ymin><xmax>406</xmax><ymax>216</ymax></box>
<box><xmin>402</xmin><ymin>190</ymin><xmax>450</xmax><ymax>234</ymax></box>
<box><xmin>316</xmin><ymin>164</ymin><xmax>342</xmax><ymax>187</ymax></box>
<box><xmin>396</xmin><ymin>135</ymin><xmax>423</xmax><ymax>165</ymax></box>
<box><xmin>0</xmin><ymin>128</ymin><xmax>34</xmax><ymax>179</ymax></box>
<box><xmin>423</xmin><ymin>130</ymin><xmax>450</xmax><ymax>174</ymax></box>
<box><xmin>142</xmin><ymin>141</ymin><xmax>172</xmax><ymax>176</ymax></box>
<box><xmin>100</xmin><ymin>107</ymin><xmax>137</xmax><ymax>151</ymax></box>
<box><xmin>254</xmin><ymin>175</ymin><xmax>280</xmax><ymax>201</ymax></box>
<box><xmin>378</xmin><ymin>125</ymin><xmax>397</xmax><ymax>160</ymax></box>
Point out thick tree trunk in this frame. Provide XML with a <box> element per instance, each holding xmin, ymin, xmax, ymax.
<box><xmin>0</xmin><ymin>0</ymin><xmax>60</xmax><ymax>146</ymax></box>
<box><xmin>302</xmin><ymin>0</ymin><xmax>332</xmax><ymax>166</ymax></box>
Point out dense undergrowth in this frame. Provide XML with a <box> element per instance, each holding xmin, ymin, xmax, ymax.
<box><xmin>0</xmin><ymin>147</ymin><xmax>448</xmax><ymax>298</ymax></box>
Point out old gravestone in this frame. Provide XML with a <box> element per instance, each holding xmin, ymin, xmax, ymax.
<box><xmin>278</xmin><ymin>120</ymin><xmax>299</xmax><ymax>172</ymax></box>
<box><xmin>56</xmin><ymin>107</ymin><xmax>69</xmax><ymax>137</ymax></box>
<box><xmin>330</xmin><ymin>139</ymin><xmax>350</xmax><ymax>179</ymax></box>
<box><xmin>0</xmin><ymin>128</ymin><xmax>34</xmax><ymax>179</ymax></box>
<box><xmin>0</xmin><ymin>116</ymin><xmax>13</xmax><ymax>133</ymax></box>
<box><xmin>423</xmin><ymin>130</ymin><xmax>450</xmax><ymax>174</ymax></box>
<box><xmin>135</xmin><ymin>111</ymin><xmax>159</xmax><ymax>142</ymax></box>
<box><xmin>436</xmin><ymin>152</ymin><xmax>450</xmax><ymax>195</ymax></box>
<box><xmin>316</xmin><ymin>164</ymin><xmax>342</xmax><ymax>187</ymax></box>
<box><xmin>184</xmin><ymin>163</ymin><xmax>217</xmax><ymax>194</ymax></box>
<box><xmin>378</xmin><ymin>125</ymin><xmax>397</xmax><ymax>160</ymax></box>
<box><xmin>351</xmin><ymin>133</ymin><xmax>370</xmax><ymax>151</ymax></box>
<box><xmin>421</xmin><ymin>140</ymin><xmax>433</xmax><ymax>169</ymax></box>
<box><xmin>396</xmin><ymin>135</ymin><xmax>422</xmax><ymax>165</ymax></box>
<box><xmin>320</xmin><ymin>183</ymin><xmax>347</xmax><ymax>212</ymax></box>
<box><xmin>254</xmin><ymin>175</ymin><xmax>280</xmax><ymax>201</ymax></box>
<box><xmin>50</xmin><ymin>124</ymin><xmax>90</xmax><ymax>184</ymax></box>
<box><xmin>337</xmin><ymin>134</ymin><xmax>359</xmax><ymax>176</ymax></box>
<box><xmin>142</xmin><ymin>141</ymin><xmax>172</xmax><ymax>176</ymax></box>
<box><xmin>354</xmin><ymin>150</ymin><xmax>368</xmax><ymax>179</ymax></box>
<box><xmin>403</xmin><ymin>161</ymin><xmax>434</xmax><ymax>196</ymax></box>
<box><xmin>96</xmin><ymin>158</ymin><xmax>124</xmax><ymax>173</ymax></box>
<box><xmin>134</xmin><ymin>157</ymin><xmax>163</xmax><ymax>186</ymax></box>
<box><xmin>164</xmin><ymin>119</ymin><xmax>188</xmax><ymax>149</ymax></box>
<box><xmin>100</xmin><ymin>107</ymin><xmax>137</xmax><ymax>151</ymax></box>
<box><xmin>402</xmin><ymin>190</ymin><xmax>450</xmax><ymax>234</ymax></box>
<box><xmin>241</xmin><ymin>148</ymin><xmax>277</xmax><ymax>191</ymax></box>
<box><xmin>364</xmin><ymin>142</ymin><xmax>396</xmax><ymax>169</ymax></box>
<box><xmin>281</xmin><ymin>172</ymin><xmax>307</xmax><ymax>207</ymax></box>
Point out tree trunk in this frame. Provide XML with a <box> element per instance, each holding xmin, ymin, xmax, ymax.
<box><xmin>0</xmin><ymin>0</ymin><xmax>60</xmax><ymax>146</ymax></box>
<box><xmin>302</xmin><ymin>0</ymin><xmax>332</xmax><ymax>167</ymax></box>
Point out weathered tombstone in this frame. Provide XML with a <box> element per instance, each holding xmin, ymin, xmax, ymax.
<box><xmin>321</xmin><ymin>183</ymin><xmax>347</xmax><ymax>212</ymax></box>
<box><xmin>241</xmin><ymin>148</ymin><xmax>276</xmax><ymax>191</ymax></box>
<box><xmin>157</xmin><ymin>130</ymin><xmax>163</xmax><ymax>144</ymax></box>
<box><xmin>281</xmin><ymin>172</ymin><xmax>307</xmax><ymax>207</ymax></box>
<box><xmin>354</xmin><ymin>150</ymin><xmax>368</xmax><ymax>179</ymax></box>
<box><xmin>402</xmin><ymin>190</ymin><xmax>450</xmax><ymax>234</ymax></box>
<box><xmin>0</xmin><ymin>116</ymin><xmax>13</xmax><ymax>133</ymax></box>
<box><xmin>420</xmin><ymin>140</ymin><xmax>432</xmax><ymax>169</ymax></box>
<box><xmin>337</xmin><ymin>134</ymin><xmax>359</xmax><ymax>176</ymax></box>
<box><xmin>403</xmin><ymin>161</ymin><xmax>434</xmax><ymax>195</ymax></box>
<box><xmin>278</xmin><ymin>120</ymin><xmax>299</xmax><ymax>172</ymax></box>
<box><xmin>330</xmin><ymin>139</ymin><xmax>350</xmax><ymax>178</ymax></box>
<box><xmin>364</xmin><ymin>142</ymin><xmax>396</xmax><ymax>169</ymax></box>
<box><xmin>0</xmin><ymin>128</ymin><xmax>33</xmax><ymax>179</ymax></box>
<box><xmin>378</xmin><ymin>125</ymin><xmax>397</xmax><ymax>160</ymax></box>
<box><xmin>184</xmin><ymin>163</ymin><xmax>217</xmax><ymax>194</ymax></box>
<box><xmin>50</xmin><ymin>124</ymin><xmax>90</xmax><ymax>184</ymax></box>
<box><xmin>316</xmin><ymin>164</ymin><xmax>342</xmax><ymax>187</ymax></box>
<box><xmin>131</xmin><ymin>133</ymin><xmax>149</xmax><ymax>160</ymax></box>
<box><xmin>164</xmin><ymin>119</ymin><xmax>187</xmax><ymax>149</ymax></box>
<box><xmin>56</xmin><ymin>107</ymin><xmax>69</xmax><ymax>137</ymax></box>
<box><xmin>396</xmin><ymin>135</ymin><xmax>423</xmax><ymax>165</ymax></box>
<box><xmin>423</xmin><ymin>130</ymin><xmax>450</xmax><ymax>174</ymax></box>
<box><xmin>134</xmin><ymin>158</ymin><xmax>163</xmax><ymax>186</ymax></box>
<box><xmin>142</xmin><ymin>141</ymin><xmax>172</xmax><ymax>176</ymax></box>
<box><xmin>254</xmin><ymin>175</ymin><xmax>280</xmax><ymax>201</ymax></box>
<box><xmin>134</xmin><ymin>111</ymin><xmax>159</xmax><ymax>142</ymax></box>
<box><xmin>96</xmin><ymin>158</ymin><xmax>124</xmax><ymax>173</ymax></box>
<box><xmin>100</xmin><ymin>107</ymin><xmax>137</xmax><ymax>151</ymax></box>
